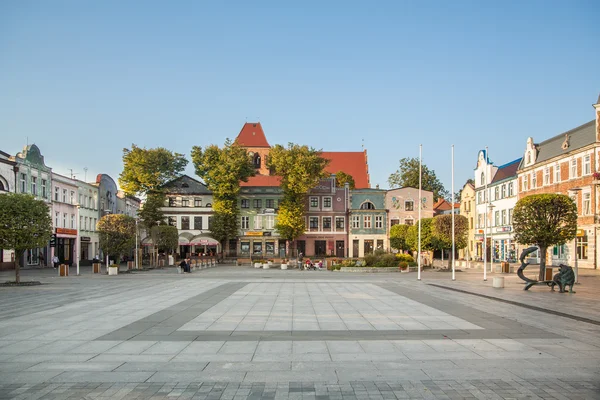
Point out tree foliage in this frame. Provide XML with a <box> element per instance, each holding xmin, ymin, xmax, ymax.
<box><xmin>267</xmin><ymin>143</ymin><xmax>330</xmax><ymax>247</ymax></box>
<box><xmin>138</xmin><ymin>193</ymin><xmax>166</xmax><ymax>230</ymax></box>
<box><xmin>97</xmin><ymin>214</ymin><xmax>136</xmax><ymax>260</ymax></box>
<box><xmin>119</xmin><ymin>144</ymin><xmax>188</xmax><ymax>197</ymax></box>
<box><xmin>513</xmin><ymin>194</ymin><xmax>577</xmax><ymax>280</ymax></box>
<box><xmin>191</xmin><ymin>139</ymin><xmax>256</xmax><ymax>250</ymax></box>
<box><xmin>432</xmin><ymin>214</ymin><xmax>469</xmax><ymax>250</ymax></box>
<box><xmin>388</xmin><ymin>157</ymin><xmax>448</xmax><ymax>201</ymax></box>
<box><xmin>150</xmin><ymin>225</ymin><xmax>178</xmax><ymax>254</ymax></box>
<box><xmin>405</xmin><ymin>218</ymin><xmax>435</xmax><ymax>251</ymax></box>
<box><xmin>0</xmin><ymin>194</ymin><xmax>52</xmax><ymax>283</ymax></box>
<box><xmin>389</xmin><ymin>224</ymin><xmax>410</xmax><ymax>251</ymax></box>
<box><xmin>335</xmin><ymin>171</ymin><xmax>355</xmax><ymax>189</ymax></box>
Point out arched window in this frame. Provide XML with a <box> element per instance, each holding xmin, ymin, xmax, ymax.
<box><xmin>480</xmin><ymin>172</ymin><xmax>485</xmax><ymax>185</ymax></box>
<box><xmin>527</xmin><ymin>153</ymin><xmax>531</xmax><ymax>164</ymax></box>
<box><xmin>360</xmin><ymin>201</ymin><xmax>375</xmax><ymax>210</ymax></box>
<box><xmin>253</xmin><ymin>153</ymin><xmax>261</xmax><ymax>168</ymax></box>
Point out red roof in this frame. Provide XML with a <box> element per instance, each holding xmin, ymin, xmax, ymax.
<box><xmin>235</xmin><ymin>122</ymin><xmax>270</xmax><ymax>148</ymax></box>
<box><xmin>321</xmin><ymin>151</ymin><xmax>370</xmax><ymax>189</ymax></box>
<box><xmin>240</xmin><ymin>175</ymin><xmax>282</xmax><ymax>187</ymax></box>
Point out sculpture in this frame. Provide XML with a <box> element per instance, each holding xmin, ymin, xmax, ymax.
<box><xmin>517</xmin><ymin>246</ymin><xmax>575</xmax><ymax>293</ymax></box>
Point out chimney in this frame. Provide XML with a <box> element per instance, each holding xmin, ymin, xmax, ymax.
<box><xmin>595</xmin><ymin>94</ymin><xmax>600</xmax><ymax>142</ymax></box>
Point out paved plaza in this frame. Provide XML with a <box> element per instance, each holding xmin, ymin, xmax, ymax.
<box><xmin>0</xmin><ymin>265</ymin><xmax>599</xmax><ymax>399</ymax></box>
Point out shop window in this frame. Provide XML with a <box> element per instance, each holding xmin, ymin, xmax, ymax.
<box><xmin>265</xmin><ymin>241</ymin><xmax>275</xmax><ymax>255</ymax></box>
<box><xmin>253</xmin><ymin>242</ymin><xmax>262</xmax><ymax>254</ymax></box>
<box><xmin>363</xmin><ymin>240</ymin><xmax>374</xmax><ymax>255</ymax></box>
<box><xmin>240</xmin><ymin>241</ymin><xmax>250</xmax><ymax>255</ymax></box>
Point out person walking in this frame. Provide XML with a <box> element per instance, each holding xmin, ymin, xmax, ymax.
<box><xmin>52</xmin><ymin>255</ymin><xmax>59</xmax><ymax>269</ymax></box>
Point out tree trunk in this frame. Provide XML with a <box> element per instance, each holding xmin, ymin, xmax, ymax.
<box><xmin>15</xmin><ymin>250</ymin><xmax>22</xmax><ymax>284</ymax></box>
<box><xmin>539</xmin><ymin>245</ymin><xmax>547</xmax><ymax>281</ymax></box>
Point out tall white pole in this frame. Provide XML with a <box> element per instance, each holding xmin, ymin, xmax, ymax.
<box><xmin>452</xmin><ymin>145</ymin><xmax>455</xmax><ymax>281</ymax></box>
<box><xmin>418</xmin><ymin>144</ymin><xmax>422</xmax><ymax>281</ymax></box>
<box><xmin>76</xmin><ymin>205</ymin><xmax>80</xmax><ymax>276</ymax></box>
<box><xmin>483</xmin><ymin>146</ymin><xmax>488</xmax><ymax>281</ymax></box>
<box><xmin>135</xmin><ymin>219</ymin><xmax>139</xmax><ymax>270</ymax></box>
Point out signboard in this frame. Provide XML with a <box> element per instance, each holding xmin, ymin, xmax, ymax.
<box><xmin>80</xmin><ymin>237</ymin><xmax>91</xmax><ymax>242</ymax></box>
<box><xmin>495</xmin><ymin>227</ymin><xmax>512</xmax><ymax>232</ymax></box>
<box><xmin>263</xmin><ymin>231</ymin><xmax>272</xmax><ymax>236</ymax></box>
<box><xmin>56</xmin><ymin>228</ymin><xmax>77</xmax><ymax>235</ymax></box>
<box><xmin>246</xmin><ymin>232</ymin><xmax>263</xmax><ymax>236</ymax></box>
<box><xmin>576</xmin><ymin>229</ymin><xmax>585</xmax><ymax>237</ymax></box>
<box><xmin>49</xmin><ymin>234</ymin><xmax>57</xmax><ymax>247</ymax></box>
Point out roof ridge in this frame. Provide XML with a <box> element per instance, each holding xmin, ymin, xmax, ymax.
<box><xmin>536</xmin><ymin>120</ymin><xmax>595</xmax><ymax>146</ymax></box>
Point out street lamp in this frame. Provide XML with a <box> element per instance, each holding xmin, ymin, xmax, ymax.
<box><xmin>135</xmin><ymin>218</ymin><xmax>139</xmax><ymax>270</ymax></box>
<box><xmin>568</xmin><ymin>188</ymin><xmax>581</xmax><ymax>284</ymax></box>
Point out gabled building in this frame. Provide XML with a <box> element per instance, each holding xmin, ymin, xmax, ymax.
<box><xmin>517</xmin><ymin>95</ymin><xmax>600</xmax><ymax>269</ymax></box>
<box><xmin>386</xmin><ymin>186</ymin><xmax>434</xmax><ymax>227</ymax></box>
<box><xmin>51</xmin><ymin>172</ymin><xmax>79</xmax><ymax>267</ymax></box>
<box><xmin>458</xmin><ymin>181</ymin><xmax>475</xmax><ymax>260</ymax></box>
<box><xmin>157</xmin><ymin>175</ymin><xmax>218</xmax><ymax>257</ymax></box>
<box><xmin>349</xmin><ymin>187</ymin><xmax>386</xmax><ymax>257</ymax></box>
<box><xmin>432</xmin><ymin>199</ymin><xmax>459</xmax><ymax>216</ymax></box>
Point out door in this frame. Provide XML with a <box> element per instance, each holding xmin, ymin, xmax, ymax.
<box><xmin>315</xmin><ymin>240</ymin><xmax>326</xmax><ymax>257</ymax></box>
<box><xmin>353</xmin><ymin>240</ymin><xmax>359</xmax><ymax>258</ymax></box>
<box><xmin>336</xmin><ymin>241</ymin><xmax>345</xmax><ymax>258</ymax></box>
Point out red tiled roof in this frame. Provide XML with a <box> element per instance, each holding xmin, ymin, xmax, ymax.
<box><xmin>321</xmin><ymin>151</ymin><xmax>370</xmax><ymax>189</ymax></box>
<box><xmin>240</xmin><ymin>175</ymin><xmax>282</xmax><ymax>187</ymax></box>
<box><xmin>235</xmin><ymin>122</ymin><xmax>270</xmax><ymax>148</ymax></box>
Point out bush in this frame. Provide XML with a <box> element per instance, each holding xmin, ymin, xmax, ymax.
<box><xmin>395</xmin><ymin>253</ymin><xmax>414</xmax><ymax>263</ymax></box>
<box><xmin>398</xmin><ymin>261</ymin><xmax>408</xmax><ymax>270</ymax></box>
<box><xmin>363</xmin><ymin>253</ymin><xmax>378</xmax><ymax>267</ymax></box>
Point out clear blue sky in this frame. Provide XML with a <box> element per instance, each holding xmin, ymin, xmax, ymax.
<box><xmin>1</xmin><ymin>1</ymin><xmax>598</xmax><ymax>194</ymax></box>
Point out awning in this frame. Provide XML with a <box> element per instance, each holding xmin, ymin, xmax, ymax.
<box><xmin>190</xmin><ymin>235</ymin><xmax>219</xmax><ymax>246</ymax></box>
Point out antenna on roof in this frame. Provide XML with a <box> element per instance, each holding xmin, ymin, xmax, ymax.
<box><xmin>361</xmin><ymin>138</ymin><xmax>364</xmax><ymax>150</ymax></box>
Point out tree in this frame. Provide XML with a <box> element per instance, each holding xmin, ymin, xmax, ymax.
<box><xmin>335</xmin><ymin>171</ymin><xmax>355</xmax><ymax>189</ymax></box>
<box><xmin>191</xmin><ymin>139</ymin><xmax>255</xmax><ymax>255</ymax></box>
<box><xmin>119</xmin><ymin>144</ymin><xmax>188</xmax><ymax>198</ymax></box>
<box><xmin>150</xmin><ymin>225</ymin><xmax>178</xmax><ymax>254</ymax></box>
<box><xmin>389</xmin><ymin>224</ymin><xmax>410</xmax><ymax>251</ymax></box>
<box><xmin>512</xmin><ymin>194</ymin><xmax>577</xmax><ymax>280</ymax></box>
<box><xmin>405</xmin><ymin>218</ymin><xmax>435</xmax><ymax>252</ymax></box>
<box><xmin>388</xmin><ymin>157</ymin><xmax>448</xmax><ymax>201</ymax></box>
<box><xmin>267</xmin><ymin>143</ymin><xmax>330</xmax><ymax>254</ymax></box>
<box><xmin>137</xmin><ymin>192</ymin><xmax>166</xmax><ymax>230</ymax></box>
<box><xmin>0</xmin><ymin>194</ymin><xmax>52</xmax><ymax>283</ymax></box>
<box><xmin>97</xmin><ymin>214</ymin><xmax>136</xmax><ymax>263</ymax></box>
<box><xmin>432</xmin><ymin>214</ymin><xmax>469</xmax><ymax>266</ymax></box>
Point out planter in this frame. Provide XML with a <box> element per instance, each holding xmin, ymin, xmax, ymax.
<box><xmin>92</xmin><ymin>263</ymin><xmax>101</xmax><ymax>274</ymax></box>
<box><xmin>108</xmin><ymin>266</ymin><xmax>119</xmax><ymax>276</ymax></box>
<box><xmin>263</xmin><ymin>263</ymin><xmax>270</xmax><ymax>269</ymax></box>
<box><xmin>281</xmin><ymin>263</ymin><xmax>288</xmax><ymax>270</ymax></box>
<box><xmin>254</xmin><ymin>262</ymin><xmax>262</xmax><ymax>269</ymax></box>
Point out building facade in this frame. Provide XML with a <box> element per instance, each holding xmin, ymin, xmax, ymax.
<box><xmin>51</xmin><ymin>173</ymin><xmax>79</xmax><ymax>266</ymax></box>
<box><xmin>458</xmin><ymin>181</ymin><xmax>475</xmax><ymax>260</ymax></box>
<box><xmin>0</xmin><ymin>150</ymin><xmax>16</xmax><ymax>194</ymax></box>
<box><xmin>386</xmin><ymin>187</ymin><xmax>434</xmax><ymax>228</ymax></box>
<box><xmin>349</xmin><ymin>188</ymin><xmax>387</xmax><ymax>258</ymax></box>
<box><xmin>76</xmin><ymin>179</ymin><xmax>99</xmax><ymax>264</ymax></box>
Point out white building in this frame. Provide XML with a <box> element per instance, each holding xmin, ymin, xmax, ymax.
<box><xmin>51</xmin><ymin>173</ymin><xmax>79</xmax><ymax>267</ymax></box>
<box><xmin>0</xmin><ymin>150</ymin><xmax>16</xmax><ymax>194</ymax></box>
<box><xmin>76</xmin><ymin>179</ymin><xmax>99</xmax><ymax>263</ymax></box>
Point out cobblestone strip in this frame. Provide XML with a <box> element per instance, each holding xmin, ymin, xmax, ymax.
<box><xmin>1</xmin><ymin>380</ymin><xmax>598</xmax><ymax>399</ymax></box>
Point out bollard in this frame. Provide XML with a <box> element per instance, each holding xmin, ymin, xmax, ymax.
<box><xmin>492</xmin><ymin>276</ymin><xmax>505</xmax><ymax>288</ymax></box>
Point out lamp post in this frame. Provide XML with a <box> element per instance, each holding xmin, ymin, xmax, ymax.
<box><xmin>568</xmin><ymin>188</ymin><xmax>581</xmax><ymax>284</ymax></box>
<box><xmin>135</xmin><ymin>218</ymin><xmax>139</xmax><ymax>270</ymax></box>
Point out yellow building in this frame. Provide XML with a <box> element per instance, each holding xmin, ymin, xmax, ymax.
<box><xmin>459</xmin><ymin>181</ymin><xmax>475</xmax><ymax>260</ymax></box>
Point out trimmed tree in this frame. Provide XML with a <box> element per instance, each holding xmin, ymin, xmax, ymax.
<box><xmin>267</xmin><ymin>143</ymin><xmax>330</xmax><ymax>256</ymax></box>
<box><xmin>405</xmin><ymin>218</ymin><xmax>435</xmax><ymax>252</ymax></box>
<box><xmin>432</xmin><ymin>214</ymin><xmax>469</xmax><ymax>266</ymax></box>
<box><xmin>389</xmin><ymin>224</ymin><xmax>410</xmax><ymax>252</ymax></box>
<box><xmin>151</xmin><ymin>225</ymin><xmax>179</xmax><ymax>255</ymax></box>
<box><xmin>388</xmin><ymin>157</ymin><xmax>448</xmax><ymax>201</ymax></box>
<box><xmin>512</xmin><ymin>194</ymin><xmax>577</xmax><ymax>280</ymax></box>
<box><xmin>97</xmin><ymin>214</ymin><xmax>136</xmax><ymax>264</ymax></box>
<box><xmin>191</xmin><ymin>139</ymin><xmax>255</xmax><ymax>256</ymax></box>
<box><xmin>0</xmin><ymin>194</ymin><xmax>52</xmax><ymax>283</ymax></box>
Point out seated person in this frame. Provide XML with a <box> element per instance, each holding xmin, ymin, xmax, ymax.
<box><xmin>179</xmin><ymin>259</ymin><xmax>191</xmax><ymax>273</ymax></box>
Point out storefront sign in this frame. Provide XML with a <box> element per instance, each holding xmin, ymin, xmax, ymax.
<box><xmin>495</xmin><ymin>227</ymin><xmax>511</xmax><ymax>232</ymax></box>
<box><xmin>263</xmin><ymin>231</ymin><xmax>272</xmax><ymax>236</ymax></box>
<box><xmin>80</xmin><ymin>237</ymin><xmax>91</xmax><ymax>242</ymax></box>
<box><xmin>246</xmin><ymin>232</ymin><xmax>263</xmax><ymax>236</ymax></box>
<box><xmin>56</xmin><ymin>228</ymin><xmax>77</xmax><ymax>235</ymax></box>
<box><xmin>576</xmin><ymin>229</ymin><xmax>586</xmax><ymax>237</ymax></box>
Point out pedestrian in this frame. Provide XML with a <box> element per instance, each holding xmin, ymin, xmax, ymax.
<box><xmin>179</xmin><ymin>258</ymin><xmax>188</xmax><ymax>273</ymax></box>
<box><xmin>52</xmin><ymin>255</ymin><xmax>59</xmax><ymax>269</ymax></box>
<box><xmin>38</xmin><ymin>254</ymin><xmax>45</xmax><ymax>267</ymax></box>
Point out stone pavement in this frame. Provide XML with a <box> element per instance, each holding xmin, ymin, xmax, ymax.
<box><xmin>0</xmin><ymin>265</ymin><xmax>599</xmax><ymax>399</ymax></box>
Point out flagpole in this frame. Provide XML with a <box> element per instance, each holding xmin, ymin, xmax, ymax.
<box><xmin>483</xmin><ymin>146</ymin><xmax>488</xmax><ymax>281</ymax></box>
<box><xmin>418</xmin><ymin>144</ymin><xmax>422</xmax><ymax>281</ymax></box>
<box><xmin>452</xmin><ymin>145</ymin><xmax>455</xmax><ymax>281</ymax></box>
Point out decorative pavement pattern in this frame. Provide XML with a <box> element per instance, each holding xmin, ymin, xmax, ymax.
<box><xmin>0</xmin><ymin>265</ymin><xmax>599</xmax><ymax>399</ymax></box>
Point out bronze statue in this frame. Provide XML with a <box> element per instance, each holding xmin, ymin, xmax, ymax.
<box><xmin>517</xmin><ymin>246</ymin><xmax>575</xmax><ymax>293</ymax></box>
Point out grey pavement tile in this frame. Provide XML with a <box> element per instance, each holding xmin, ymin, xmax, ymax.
<box><xmin>0</xmin><ymin>372</ymin><xmax>63</xmax><ymax>384</ymax></box>
<box><xmin>24</xmin><ymin>362</ymin><xmax>124</xmax><ymax>372</ymax></box>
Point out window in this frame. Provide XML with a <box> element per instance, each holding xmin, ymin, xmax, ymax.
<box><xmin>168</xmin><ymin>217</ymin><xmax>176</xmax><ymax>226</ymax></box>
<box><xmin>31</xmin><ymin>176</ymin><xmax>37</xmax><ymax>196</ymax></box>
<box><xmin>470</xmin><ymin>217</ymin><xmax>473</xmax><ymax>229</ymax></box>
<box><xmin>41</xmin><ymin>179</ymin><xmax>47</xmax><ymax>198</ymax></box>
<box><xmin>169</xmin><ymin>198</ymin><xmax>176</xmax><ymax>207</ymax></box>
<box><xmin>241</xmin><ymin>199</ymin><xmax>249</xmax><ymax>208</ymax></box>
<box><xmin>79</xmin><ymin>194</ymin><xmax>83</xmax><ymax>206</ymax></box>
<box><xmin>361</xmin><ymin>201</ymin><xmax>375</xmax><ymax>210</ymax></box>
<box><xmin>323</xmin><ymin>197</ymin><xmax>332</xmax><ymax>208</ymax></box>
<box><xmin>253</xmin><ymin>215</ymin><xmax>262</xmax><ymax>230</ymax></box>
<box><xmin>55</xmin><ymin>212</ymin><xmax>59</xmax><ymax>227</ymax></box>
<box><xmin>584</xmin><ymin>154</ymin><xmax>591</xmax><ymax>175</ymax></box>
<box><xmin>93</xmin><ymin>218</ymin><xmax>97</xmax><ymax>230</ymax></box>
<box><xmin>555</xmin><ymin>164</ymin><xmax>561</xmax><ymax>182</ymax></box>
<box><xmin>531</xmin><ymin>172</ymin><xmax>536</xmax><ymax>188</ymax></box>
<box><xmin>494</xmin><ymin>187</ymin><xmax>499</xmax><ymax>200</ymax></box>
<box><xmin>63</xmin><ymin>213</ymin><xmax>67</xmax><ymax>228</ymax></box>
<box><xmin>253</xmin><ymin>199</ymin><xmax>262</xmax><ymax>209</ymax></box>
<box><xmin>494</xmin><ymin>211</ymin><xmax>499</xmax><ymax>226</ymax></box>
<box><xmin>501</xmin><ymin>185</ymin><xmax>506</xmax><ymax>198</ymax></box>
<box><xmin>265</xmin><ymin>215</ymin><xmax>274</xmax><ymax>229</ymax></box>
<box><xmin>208</xmin><ymin>217</ymin><xmax>214</xmax><ymax>229</ymax></box>
<box><xmin>508</xmin><ymin>208</ymin><xmax>513</xmax><ymax>224</ymax></box>
<box><xmin>390</xmin><ymin>219</ymin><xmax>399</xmax><ymax>227</ymax></box>
<box><xmin>335</xmin><ymin>217</ymin><xmax>345</xmax><ymax>231</ymax></box>
<box><xmin>20</xmin><ymin>173</ymin><xmax>26</xmax><ymax>193</ymax></box>
<box><xmin>583</xmin><ymin>192</ymin><xmax>591</xmax><ymax>215</ymax></box>
<box><xmin>80</xmin><ymin>216</ymin><xmax>83</xmax><ymax>230</ymax></box>
<box><xmin>310</xmin><ymin>197</ymin><xmax>319</xmax><ymax>208</ymax></box>
<box><xmin>70</xmin><ymin>191</ymin><xmax>75</xmax><ymax>204</ymax></box>
<box><xmin>508</xmin><ymin>182</ymin><xmax>514</xmax><ymax>197</ymax></box>
<box><xmin>253</xmin><ymin>153</ymin><xmax>261</xmax><ymax>168</ymax></box>
<box><xmin>71</xmin><ymin>214</ymin><xmax>75</xmax><ymax>229</ymax></box>
<box><xmin>181</xmin><ymin>216</ymin><xmax>190</xmax><ymax>230</ymax></box>
<box><xmin>577</xmin><ymin>235</ymin><xmax>588</xmax><ymax>260</ymax></box>
<box><xmin>85</xmin><ymin>217</ymin><xmax>88</xmax><ymax>230</ymax></box>
<box><xmin>182</xmin><ymin>199</ymin><xmax>189</xmax><ymax>207</ymax></box>
<box><xmin>352</xmin><ymin>215</ymin><xmax>360</xmax><ymax>229</ymax></box>
<box><xmin>522</xmin><ymin>175</ymin><xmax>528</xmax><ymax>191</ymax></box>
<box><xmin>553</xmin><ymin>244</ymin><xmax>567</xmax><ymax>258</ymax></box>
<box><xmin>194</xmin><ymin>198</ymin><xmax>202</xmax><ymax>207</ymax></box>
<box><xmin>405</xmin><ymin>218</ymin><xmax>414</xmax><ymax>226</ymax></box>
<box><xmin>62</xmin><ymin>189</ymin><xmax>67</xmax><ymax>203</ymax></box>
<box><xmin>309</xmin><ymin>217</ymin><xmax>319</xmax><ymax>231</ymax></box>
<box><xmin>265</xmin><ymin>199</ymin><xmax>275</xmax><ymax>209</ymax></box>
<box><xmin>240</xmin><ymin>241</ymin><xmax>250</xmax><ymax>255</ymax></box>
<box><xmin>570</xmin><ymin>159</ymin><xmax>577</xmax><ymax>178</ymax></box>
<box><xmin>480</xmin><ymin>172</ymin><xmax>485</xmax><ymax>185</ymax></box>
<box><xmin>544</xmin><ymin>167</ymin><xmax>550</xmax><ymax>185</ymax></box>
<box><xmin>501</xmin><ymin>210</ymin><xmax>506</xmax><ymax>225</ymax></box>
<box><xmin>194</xmin><ymin>216</ymin><xmax>203</xmax><ymax>230</ymax></box>
<box><xmin>364</xmin><ymin>215</ymin><xmax>372</xmax><ymax>229</ymax></box>
<box><xmin>322</xmin><ymin>217</ymin><xmax>332</xmax><ymax>231</ymax></box>
<box><xmin>404</xmin><ymin>201</ymin><xmax>413</xmax><ymax>211</ymax></box>
<box><xmin>478</xmin><ymin>214</ymin><xmax>483</xmax><ymax>229</ymax></box>
<box><xmin>375</xmin><ymin>215</ymin><xmax>383</xmax><ymax>228</ymax></box>
<box><xmin>477</xmin><ymin>192</ymin><xmax>481</xmax><ymax>204</ymax></box>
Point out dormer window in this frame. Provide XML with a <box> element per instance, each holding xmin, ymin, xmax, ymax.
<box><xmin>182</xmin><ymin>182</ymin><xmax>189</xmax><ymax>188</ymax></box>
<box><xmin>360</xmin><ymin>201</ymin><xmax>375</xmax><ymax>210</ymax></box>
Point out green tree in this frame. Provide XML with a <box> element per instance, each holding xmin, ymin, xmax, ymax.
<box><xmin>432</xmin><ymin>214</ymin><xmax>469</xmax><ymax>266</ymax></box>
<box><xmin>512</xmin><ymin>194</ymin><xmax>577</xmax><ymax>280</ymax></box>
<box><xmin>137</xmin><ymin>193</ymin><xmax>166</xmax><ymax>230</ymax></box>
<box><xmin>191</xmin><ymin>139</ymin><xmax>255</xmax><ymax>255</ymax></box>
<box><xmin>151</xmin><ymin>225</ymin><xmax>178</xmax><ymax>254</ymax></box>
<box><xmin>388</xmin><ymin>157</ymin><xmax>448</xmax><ymax>201</ymax></box>
<box><xmin>97</xmin><ymin>214</ymin><xmax>136</xmax><ymax>263</ymax></box>
<box><xmin>389</xmin><ymin>224</ymin><xmax>410</xmax><ymax>251</ymax></box>
<box><xmin>405</xmin><ymin>218</ymin><xmax>435</xmax><ymax>252</ymax></box>
<box><xmin>335</xmin><ymin>171</ymin><xmax>355</xmax><ymax>189</ymax></box>
<box><xmin>0</xmin><ymin>194</ymin><xmax>52</xmax><ymax>283</ymax></box>
<box><xmin>267</xmin><ymin>143</ymin><xmax>330</xmax><ymax>254</ymax></box>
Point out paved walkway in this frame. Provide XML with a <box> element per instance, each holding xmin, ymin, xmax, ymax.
<box><xmin>0</xmin><ymin>265</ymin><xmax>599</xmax><ymax>399</ymax></box>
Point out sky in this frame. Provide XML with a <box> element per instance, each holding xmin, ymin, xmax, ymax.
<box><xmin>1</xmin><ymin>1</ymin><xmax>599</xmax><ymax>195</ymax></box>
